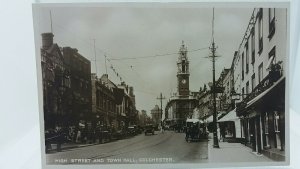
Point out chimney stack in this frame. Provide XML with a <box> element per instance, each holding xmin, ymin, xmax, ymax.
<box><xmin>41</xmin><ymin>33</ymin><xmax>54</xmax><ymax>49</ymax></box>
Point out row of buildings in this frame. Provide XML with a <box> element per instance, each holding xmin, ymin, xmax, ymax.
<box><xmin>164</xmin><ymin>8</ymin><xmax>286</xmax><ymax>161</ymax></box>
<box><xmin>41</xmin><ymin>32</ymin><xmax>148</xmax><ymax>136</ymax></box>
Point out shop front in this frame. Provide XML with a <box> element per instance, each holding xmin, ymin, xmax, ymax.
<box><xmin>237</xmin><ymin>76</ymin><xmax>285</xmax><ymax>160</ymax></box>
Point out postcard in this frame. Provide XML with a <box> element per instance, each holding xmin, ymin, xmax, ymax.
<box><xmin>32</xmin><ymin>2</ymin><xmax>289</xmax><ymax>168</ymax></box>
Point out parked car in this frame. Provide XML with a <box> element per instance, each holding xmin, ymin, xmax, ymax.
<box><xmin>95</xmin><ymin>125</ymin><xmax>112</xmax><ymax>143</ymax></box>
<box><xmin>112</xmin><ymin>129</ymin><xmax>126</xmax><ymax>140</ymax></box>
<box><xmin>128</xmin><ymin>126</ymin><xmax>137</xmax><ymax>136</ymax></box>
<box><xmin>144</xmin><ymin>125</ymin><xmax>155</xmax><ymax>135</ymax></box>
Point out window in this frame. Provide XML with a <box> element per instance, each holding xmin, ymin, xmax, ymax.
<box><xmin>258</xmin><ymin>8</ymin><xmax>263</xmax><ymax>54</ymax></box>
<box><xmin>245</xmin><ymin>41</ymin><xmax>249</xmax><ymax>73</ymax></box>
<box><xmin>251</xmin><ymin>28</ymin><xmax>255</xmax><ymax>64</ymax></box>
<box><xmin>268</xmin><ymin>8</ymin><xmax>275</xmax><ymax>39</ymax></box>
<box><xmin>267</xmin><ymin>46</ymin><xmax>276</xmax><ymax>70</ymax></box>
<box><xmin>242</xmin><ymin>52</ymin><xmax>245</xmax><ymax>80</ymax></box>
<box><xmin>246</xmin><ymin>81</ymin><xmax>249</xmax><ymax>95</ymax></box>
<box><xmin>269</xmin><ymin>46</ymin><xmax>276</xmax><ymax>59</ymax></box>
<box><xmin>258</xmin><ymin>63</ymin><xmax>263</xmax><ymax>83</ymax></box>
<box><xmin>251</xmin><ymin>74</ymin><xmax>256</xmax><ymax>90</ymax></box>
<box><xmin>242</xmin><ymin>88</ymin><xmax>245</xmax><ymax>99</ymax></box>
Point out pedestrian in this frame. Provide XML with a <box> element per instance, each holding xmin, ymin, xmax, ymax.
<box><xmin>161</xmin><ymin>125</ymin><xmax>164</xmax><ymax>133</ymax></box>
<box><xmin>217</xmin><ymin>125</ymin><xmax>221</xmax><ymax>142</ymax></box>
<box><xmin>76</xmin><ymin>130</ymin><xmax>81</xmax><ymax>143</ymax></box>
<box><xmin>55</xmin><ymin>125</ymin><xmax>63</xmax><ymax>152</ymax></box>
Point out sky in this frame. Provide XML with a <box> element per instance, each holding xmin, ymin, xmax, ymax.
<box><xmin>35</xmin><ymin>5</ymin><xmax>253</xmax><ymax>117</ymax></box>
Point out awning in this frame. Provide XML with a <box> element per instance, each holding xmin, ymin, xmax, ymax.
<box><xmin>218</xmin><ymin>108</ymin><xmax>239</xmax><ymax>122</ymax></box>
<box><xmin>246</xmin><ymin>76</ymin><xmax>285</xmax><ymax>109</ymax></box>
<box><xmin>204</xmin><ymin>114</ymin><xmax>222</xmax><ymax>123</ymax></box>
<box><xmin>186</xmin><ymin>118</ymin><xmax>201</xmax><ymax>123</ymax></box>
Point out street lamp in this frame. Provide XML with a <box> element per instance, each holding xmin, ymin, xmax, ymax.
<box><xmin>230</xmin><ymin>90</ymin><xmax>241</xmax><ymax>101</ymax></box>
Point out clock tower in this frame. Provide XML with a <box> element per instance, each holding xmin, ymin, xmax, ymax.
<box><xmin>177</xmin><ymin>41</ymin><xmax>189</xmax><ymax>97</ymax></box>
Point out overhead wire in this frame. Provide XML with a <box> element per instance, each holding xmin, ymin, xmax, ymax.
<box><xmin>41</xmin><ymin>10</ymin><xmax>211</xmax><ymax>94</ymax></box>
<box><xmin>107</xmin><ymin>47</ymin><xmax>209</xmax><ymax>61</ymax></box>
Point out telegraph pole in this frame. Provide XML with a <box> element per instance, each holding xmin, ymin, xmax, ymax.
<box><xmin>209</xmin><ymin>8</ymin><xmax>220</xmax><ymax>148</ymax></box>
<box><xmin>93</xmin><ymin>39</ymin><xmax>98</xmax><ymax>76</ymax></box>
<box><xmin>157</xmin><ymin>93</ymin><xmax>165</xmax><ymax>129</ymax></box>
<box><xmin>50</xmin><ymin>10</ymin><xmax>53</xmax><ymax>33</ymax></box>
<box><xmin>104</xmin><ymin>54</ymin><xmax>108</xmax><ymax>75</ymax></box>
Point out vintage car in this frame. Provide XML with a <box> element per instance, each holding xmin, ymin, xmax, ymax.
<box><xmin>95</xmin><ymin>125</ymin><xmax>112</xmax><ymax>143</ymax></box>
<box><xmin>144</xmin><ymin>125</ymin><xmax>155</xmax><ymax>135</ymax></box>
<box><xmin>127</xmin><ymin>126</ymin><xmax>137</xmax><ymax>136</ymax></box>
<box><xmin>185</xmin><ymin>118</ymin><xmax>208</xmax><ymax>142</ymax></box>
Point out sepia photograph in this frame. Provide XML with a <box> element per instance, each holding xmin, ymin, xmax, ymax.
<box><xmin>32</xmin><ymin>2</ymin><xmax>289</xmax><ymax>167</ymax></box>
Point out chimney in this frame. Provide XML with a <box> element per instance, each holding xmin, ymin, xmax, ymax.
<box><xmin>234</xmin><ymin>51</ymin><xmax>238</xmax><ymax>57</ymax></box>
<box><xmin>41</xmin><ymin>33</ymin><xmax>54</xmax><ymax>49</ymax></box>
<box><xmin>129</xmin><ymin>86</ymin><xmax>134</xmax><ymax>96</ymax></box>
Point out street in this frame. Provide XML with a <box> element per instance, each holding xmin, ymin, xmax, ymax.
<box><xmin>46</xmin><ymin>131</ymin><xmax>208</xmax><ymax>164</ymax></box>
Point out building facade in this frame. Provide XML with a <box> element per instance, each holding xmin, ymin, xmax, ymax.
<box><xmin>233</xmin><ymin>8</ymin><xmax>286</xmax><ymax>160</ymax></box>
<box><xmin>41</xmin><ymin>33</ymin><xmax>69</xmax><ymax>129</ymax></box>
<box><xmin>116</xmin><ymin>82</ymin><xmax>137</xmax><ymax>128</ymax></box>
<box><xmin>91</xmin><ymin>73</ymin><xmax>120</xmax><ymax>132</ymax></box>
<box><xmin>63</xmin><ymin>47</ymin><xmax>92</xmax><ymax>129</ymax></box>
<box><xmin>151</xmin><ymin>105</ymin><xmax>162</xmax><ymax>127</ymax></box>
<box><xmin>165</xmin><ymin>42</ymin><xmax>197</xmax><ymax>127</ymax></box>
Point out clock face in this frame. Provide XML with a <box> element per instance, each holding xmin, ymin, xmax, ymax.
<box><xmin>181</xmin><ymin>79</ymin><xmax>186</xmax><ymax>84</ymax></box>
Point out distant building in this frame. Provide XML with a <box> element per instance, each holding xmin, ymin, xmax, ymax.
<box><xmin>151</xmin><ymin>105</ymin><xmax>162</xmax><ymax>126</ymax></box>
<box><xmin>137</xmin><ymin>110</ymin><xmax>148</xmax><ymax>127</ymax></box>
<box><xmin>196</xmin><ymin>85</ymin><xmax>211</xmax><ymax>120</ymax></box>
<box><xmin>91</xmin><ymin>74</ymin><xmax>120</xmax><ymax>130</ymax></box>
<box><xmin>116</xmin><ymin>82</ymin><xmax>137</xmax><ymax>127</ymax></box>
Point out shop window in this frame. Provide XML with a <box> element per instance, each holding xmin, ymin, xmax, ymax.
<box><xmin>274</xmin><ymin>111</ymin><xmax>281</xmax><ymax>149</ymax></box>
<box><xmin>264</xmin><ymin>112</ymin><xmax>270</xmax><ymax>147</ymax></box>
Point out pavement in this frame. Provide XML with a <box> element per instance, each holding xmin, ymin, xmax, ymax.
<box><xmin>207</xmin><ymin>134</ymin><xmax>273</xmax><ymax>163</ymax></box>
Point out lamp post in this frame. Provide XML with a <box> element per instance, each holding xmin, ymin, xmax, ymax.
<box><xmin>157</xmin><ymin>93</ymin><xmax>165</xmax><ymax>130</ymax></box>
<box><xmin>210</xmin><ymin>40</ymin><xmax>219</xmax><ymax>148</ymax></box>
